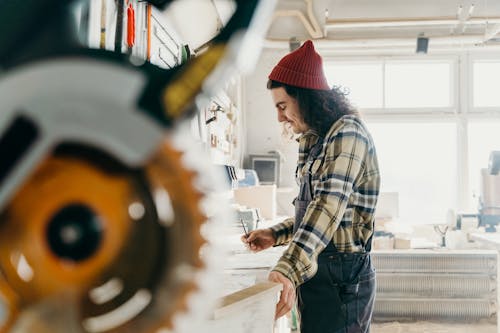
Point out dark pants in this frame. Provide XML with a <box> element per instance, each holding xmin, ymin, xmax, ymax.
<box><xmin>297</xmin><ymin>252</ymin><xmax>376</xmax><ymax>333</ymax></box>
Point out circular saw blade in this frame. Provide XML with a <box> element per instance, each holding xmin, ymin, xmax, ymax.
<box><xmin>0</xmin><ymin>140</ymin><xmax>210</xmax><ymax>333</ymax></box>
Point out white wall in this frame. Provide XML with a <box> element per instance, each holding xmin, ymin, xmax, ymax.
<box><xmin>243</xmin><ymin>48</ymin><xmax>302</xmax><ymax>216</ymax></box>
<box><xmin>243</xmin><ymin>48</ymin><xmax>299</xmax><ymax>189</ymax></box>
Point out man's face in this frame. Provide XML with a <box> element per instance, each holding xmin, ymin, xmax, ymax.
<box><xmin>270</xmin><ymin>87</ymin><xmax>309</xmax><ymax>134</ymax></box>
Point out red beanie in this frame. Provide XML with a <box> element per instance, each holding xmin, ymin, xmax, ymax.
<box><xmin>268</xmin><ymin>40</ymin><xmax>330</xmax><ymax>91</ymax></box>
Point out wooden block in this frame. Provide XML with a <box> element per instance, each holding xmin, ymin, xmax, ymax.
<box><xmin>233</xmin><ymin>185</ymin><xmax>277</xmax><ymax>220</ymax></box>
<box><xmin>207</xmin><ymin>282</ymin><xmax>283</xmax><ymax>333</ymax></box>
<box><xmin>394</xmin><ymin>237</ymin><xmax>411</xmax><ymax>249</ymax></box>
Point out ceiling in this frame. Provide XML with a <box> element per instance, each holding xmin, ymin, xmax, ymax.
<box><xmin>265</xmin><ymin>0</ymin><xmax>500</xmax><ymax>53</ymax></box>
<box><xmin>161</xmin><ymin>0</ymin><xmax>236</xmax><ymax>51</ymax></box>
<box><xmin>161</xmin><ymin>0</ymin><xmax>500</xmax><ymax>54</ymax></box>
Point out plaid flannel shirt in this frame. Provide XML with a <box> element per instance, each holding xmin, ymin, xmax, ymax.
<box><xmin>270</xmin><ymin>115</ymin><xmax>380</xmax><ymax>287</ymax></box>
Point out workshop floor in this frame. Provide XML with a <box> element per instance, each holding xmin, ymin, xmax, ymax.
<box><xmin>372</xmin><ymin>321</ymin><xmax>496</xmax><ymax>333</ymax></box>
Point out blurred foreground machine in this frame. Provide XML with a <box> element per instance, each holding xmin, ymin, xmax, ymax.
<box><xmin>0</xmin><ymin>1</ymin><xmax>274</xmax><ymax>332</ymax></box>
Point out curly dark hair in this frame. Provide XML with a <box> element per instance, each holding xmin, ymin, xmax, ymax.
<box><xmin>267</xmin><ymin>80</ymin><xmax>358</xmax><ymax>137</ymax></box>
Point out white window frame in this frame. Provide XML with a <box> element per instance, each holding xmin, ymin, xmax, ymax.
<box><xmin>324</xmin><ymin>60</ymin><xmax>384</xmax><ymax>109</ymax></box>
<box><xmin>469</xmin><ymin>54</ymin><xmax>500</xmax><ymax>113</ymax></box>
<box><xmin>382</xmin><ymin>57</ymin><xmax>457</xmax><ymax>113</ymax></box>
<box><xmin>325</xmin><ymin>55</ymin><xmax>458</xmax><ymax>115</ymax></box>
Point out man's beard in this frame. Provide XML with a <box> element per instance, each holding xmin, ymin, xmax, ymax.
<box><xmin>281</xmin><ymin>122</ymin><xmax>298</xmax><ymax>141</ymax></box>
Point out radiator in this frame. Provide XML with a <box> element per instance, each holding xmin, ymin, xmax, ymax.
<box><xmin>372</xmin><ymin>250</ymin><xmax>498</xmax><ymax>321</ymax></box>
<box><xmin>375</xmin><ymin>299</ymin><xmax>496</xmax><ymax>321</ymax></box>
<box><xmin>376</xmin><ymin>273</ymin><xmax>496</xmax><ymax>298</ymax></box>
<box><xmin>372</xmin><ymin>251</ymin><xmax>497</xmax><ymax>274</ymax></box>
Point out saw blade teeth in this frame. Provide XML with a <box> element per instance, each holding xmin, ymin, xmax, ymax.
<box><xmin>139</xmin><ymin>141</ymin><xmax>214</xmax><ymax>331</ymax></box>
<box><xmin>0</xmin><ymin>139</ymin><xmax>227</xmax><ymax>332</ymax></box>
<box><xmin>190</xmin><ymin>171</ymin><xmax>217</xmax><ymax>196</ymax></box>
<box><xmin>173</xmin><ymin>264</ymin><xmax>198</xmax><ymax>283</ymax></box>
<box><xmin>153</xmin><ymin>133</ymin><xmax>231</xmax><ymax>333</ymax></box>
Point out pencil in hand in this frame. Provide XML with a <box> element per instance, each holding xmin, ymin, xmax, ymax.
<box><xmin>240</xmin><ymin>218</ymin><xmax>249</xmax><ymax>237</ymax></box>
<box><xmin>240</xmin><ymin>219</ymin><xmax>254</xmax><ymax>248</ymax></box>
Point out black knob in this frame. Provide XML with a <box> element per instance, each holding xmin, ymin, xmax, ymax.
<box><xmin>47</xmin><ymin>204</ymin><xmax>103</xmax><ymax>262</ymax></box>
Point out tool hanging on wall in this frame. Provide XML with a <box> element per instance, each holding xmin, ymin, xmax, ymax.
<box><xmin>126</xmin><ymin>2</ymin><xmax>135</xmax><ymax>49</ymax></box>
<box><xmin>114</xmin><ymin>0</ymin><xmax>124</xmax><ymax>52</ymax></box>
<box><xmin>100</xmin><ymin>0</ymin><xmax>107</xmax><ymax>48</ymax></box>
<box><xmin>146</xmin><ymin>3</ymin><xmax>152</xmax><ymax>61</ymax></box>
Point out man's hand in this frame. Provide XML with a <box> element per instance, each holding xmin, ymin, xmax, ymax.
<box><xmin>241</xmin><ymin>228</ymin><xmax>276</xmax><ymax>252</ymax></box>
<box><xmin>268</xmin><ymin>271</ymin><xmax>296</xmax><ymax>320</ymax></box>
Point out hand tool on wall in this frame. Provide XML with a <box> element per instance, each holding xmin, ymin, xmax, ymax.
<box><xmin>100</xmin><ymin>0</ymin><xmax>107</xmax><ymax>48</ymax></box>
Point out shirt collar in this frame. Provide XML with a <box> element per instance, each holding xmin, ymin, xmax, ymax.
<box><xmin>298</xmin><ymin>129</ymin><xmax>320</xmax><ymax>145</ymax></box>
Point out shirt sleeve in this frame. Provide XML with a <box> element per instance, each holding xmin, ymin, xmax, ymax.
<box><xmin>272</xmin><ymin>122</ymin><xmax>369</xmax><ymax>287</ymax></box>
<box><xmin>269</xmin><ymin>217</ymin><xmax>294</xmax><ymax>246</ymax></box>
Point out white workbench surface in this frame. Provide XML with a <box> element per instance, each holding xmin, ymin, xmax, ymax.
<box><xmin>214</xmin><ymin>218</ymin><xmax>290</xmax><ymax>333</ymax></box>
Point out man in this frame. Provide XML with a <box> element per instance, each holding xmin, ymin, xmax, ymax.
<box><xmin>242</xmin><ymin>40</ymin><xmax>380</xmax><ymax>333</ymax></box>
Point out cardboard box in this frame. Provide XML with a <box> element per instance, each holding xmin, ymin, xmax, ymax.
<box><xmin>233</xmin><ymin>185</ymin><xmax>277</xmax><ymax>220</ymax></box>
<box><xmin>394</xmin><ymin>237</ymin><xmax>412</xmax><ymax>249</ymax></box>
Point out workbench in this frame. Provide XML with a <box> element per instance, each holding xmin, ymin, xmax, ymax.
<box><xmin>211</xmin><ymin>220</ymin><xmax>289</xmax><ymax>333</ymax></box>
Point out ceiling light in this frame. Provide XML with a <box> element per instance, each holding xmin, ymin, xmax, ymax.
<box><xmin>289</xmin><ymin>36</ymin><xmax>301</xmax><ymax>51</ymax></box>
<box><xmin>416</xmin><ymin>34</ymin><xmax>429</xmax><ymax>54</ymax></box>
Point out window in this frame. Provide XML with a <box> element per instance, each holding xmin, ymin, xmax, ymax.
<box><xmin>368</xmin><ymin>121</ymin><xmax>457</xmax><ymax>223</ymax></box>
<box><xmin>473</xmin><ymin>61</ymin><xmax>500</xmax><ymax>107</ymax></box>
<box><xmin>468</xmin><ymin>120</ymin><xmax>500</xmax><ymax>208</ymax></box>
<box><xmin>322</xmin><ymin>56</ymin><xmax>500</xmax><ymax>224</ymax></box>
<box><xmin>324</xmin><ymin>63</ymin><xmax>383</xmax><ymax>108</ymax></box>
<box><xmin>325</xmin><ymin>60</ymin><xmax>453</xmax><ymax>111</ymax></box>
<box><xmin>385</xmin><ymin>62</ymin><xmax>452</xmax><ymax>108</ymax></box>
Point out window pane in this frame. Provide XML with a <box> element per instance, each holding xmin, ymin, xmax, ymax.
<box><xmin>367</xmin><ymin>121</ymin><xmax>457</xmax><ymax>224</ymax></box>
<box><xmin>468</xmin><ymin>120</ymin><xmax>500</xmax><ymax>210</ymax></box>
<box><xmin>385</xmin><ymin>62</ymin><xmax>451</xmax><ymax>108</ymax></box>
<box><xmin>473</xmin><ymin>61</ymin><xmax>500</xmax><ymax>107</ymax></box>
<box><xmin>324</xmin><ymin>64</ymin><xmax>383</xmax><ymax>108</ymax></box>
